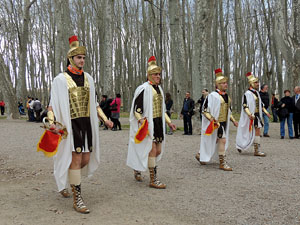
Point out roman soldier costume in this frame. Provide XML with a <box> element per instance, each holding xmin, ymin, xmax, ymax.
<box><xmin>127</xmin><ymin>56</ymin><xmax>173</xmax><ymax>189</ymax></box>
<box><xmin>236</xmin><ymin>72</ymin><xmax>270</xmax><ymax>156</ymax></box>
<box><xmin>195</xmin><ymin>68</ymin><xmax>237</xmax><ymax>171</ymax></box>
<box><xmin>48</xmin><ymin>35</ymin><xmax>108</xmax><ymax>213</ymax></box>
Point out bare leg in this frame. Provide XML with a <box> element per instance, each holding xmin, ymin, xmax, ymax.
<box><xmin>81</xmin><ymin>152</ymin><xmax>90</xmax><ymax>168</ymax></box>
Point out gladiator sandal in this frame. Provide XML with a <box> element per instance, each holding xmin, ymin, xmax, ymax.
<box><xmin>59</xmin><ymin>188</ymin><xmax>71</xmax><ymax>198</ymax></box>
<box><xmin>71</xmin><ymin>184</ymin><xmax>90</xmax><ymax>214</ymax></box>
<box><xmin>195</xmin><ymin>153</ymin><xmax>207</xmax><ymax>165</ymax></box>
<box><xmin>149</xmin><ymin>167</ymin><xmax>166</xmax><ymax>189</ymax></box>
<box><xmin>134</xmin><ymin>170</ymin><xmax>143</xmax><ymax>182</ymax></box>
<box><xmin>219</xmin><ymin>155</ymin><xmax>233</xmax><ymax>171</ymax></box>
<box><xmin>254</xmin><ymin>143</ymin><xmax>266</xmax><ymax>157</ymax></box>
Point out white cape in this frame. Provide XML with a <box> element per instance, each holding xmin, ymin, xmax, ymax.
<box><xmin>50</xmin><ymin>72</ymin><xmax>100</xmax><ymax>191</ymax></box>
<box><xmin>199</xmin><ymin>92</ymin><xmax>231</xmax><ymax>162</ymax></box>
<box><xmin>127</xmin><ymin>82</ymin><xmax>166</xmax><ymax>171</ymax></box>
<box><xmin>236</xmin><ymin>90</ymin><xmax>262</xmax><ymax>151</ymax></box>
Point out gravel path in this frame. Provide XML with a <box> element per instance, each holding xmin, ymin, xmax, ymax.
<box><xmin>0</xmin><ymin>119</ymin><xmax>299</xmax><ymax>225</ymax></box>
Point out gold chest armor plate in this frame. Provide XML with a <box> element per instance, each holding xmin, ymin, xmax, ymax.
<box><xmin>218</xmin><ymin>95</ymin><xmax>229</xmax><ymax>122</ymax></box>
<box><xmin>152</xmin><ymin>86</ymin><xmax>163</xmax><ymax>118</ymax></box>
<box><xmin>252</xmin><ymin>93</ymin><xmax>259</xmax><ymax>113</ymax></box>
<box><xmin>64</xmin><ymin>73</ymin><xmax>90</xmax><ymax>119</ymax></box>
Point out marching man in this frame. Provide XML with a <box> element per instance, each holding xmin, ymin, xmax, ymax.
<box><xmin>47</xmin><ymin>35</ymin><xmax>113</xmax><ymax>213</ymax></box>
<box><xmin>127</xmin><ymin>56</ymin><xmax>176</xmax><ymax>189</ymax></box>
<box><xmin>195</xmin><ymin>68</ymin><xmax>238</xmax><ymax>171</ymax></box>
<box><xmin>236</xmin><ymin>72</ymin><xmax>271</xmax><ymax>156</ymax></box>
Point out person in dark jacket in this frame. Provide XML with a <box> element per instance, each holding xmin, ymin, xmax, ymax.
<box><xmin>271</xmin><ymin>93</ymin><xmax>279</xmax><ymax>122</ymax></box>
<box><xmin>259</xmin><ymin>84</ymin><xmax>270</xmax><ymax>137</ymax></box>
<box><xmin>100</xmin><ymin>95</ymin><xmax>112</xmax><ymax>130</ymax></box>
<box><xmin>99</xmin><ymin>95</ymin><xmax>107</xmax><ymax>127</ymax></box>
<box><xmin>292</xmin><ymin>86</ymin><xmax>300</xmax><ymax>138</ymax></box>
<box><xmin>33</xmin><ymin>98</ymin><xmax>42</xmax><ymax>122</ymax></box>
<box><xmin>197</xmin><ymin>88</ymin><xmax>209</xmax><ymax>120</ymax></box>
<box><xmin>180</xmin><ymin>91</ymin><xmax>195</xmax><ymax>135</ymax></box>
<box><xmin>165</xmin><ymin>93</ymin><xmax>173</xmax><ymax>135</ymax></box>
<box><xmin>278</xmin><ymin>90</ymin><xmax>294</xmax><ymax>139</ymax></box>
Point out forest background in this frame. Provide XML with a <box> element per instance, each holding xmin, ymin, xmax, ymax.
<box><xmin>0</xmin><ymin>0</ymin><xmax>299</xmax><ymax>119</ymax></box>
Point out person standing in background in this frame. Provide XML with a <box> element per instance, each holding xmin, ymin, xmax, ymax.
<box><xmin>165</xmin><ymin>93</ymin><xmax>173</xmax><ymax>135</ymax></box>
<box><xmin>259</xmin><ymin>84</ymin><xmax>270</xmax><ymax>137</ymax></box>
<box><xmin>197</xmin><ymin>89</ymin><xmax>209</xmax><ymax>120</ymax></box>
<box><xmin>180</xmin><ymin>91</ymin><xmax>195</xmax><ymax>135</ymax></box>
<box><xmin>102</xmin><ymin>95</ymin><xmax>112</xmax><ymax>130</ymax></box>
<box><xmin>271</xmin><ymin>93</ymin><xmax>279</xmax><ymax>122</ymax></box>
<box><xmin>29</xmin><ymin>98</ymin><xmax>36</xmax><ymax>121</ymax></box>
<box><xmin>110</xmin><ymin>93</ymin><xmax>122</xmax><ymax>131</ymax></box>
<box><xmin>278</xmin><ymin>90</ymin><xmax>294</xmax><ymax>139</ymax></box>
<box><xmin>292</xmin><ymin>86</ymin><xmax>300</xmax><ymax>138</ymax></box>
<box><xmin>0</xmin><ymin>100</ymin><xmax>5</xmax><ymax>115</ymax></box>
<box><xmin>33</xmin><ymin>98</ymin><xmax>42</xmax><ymax>122</ymax></box>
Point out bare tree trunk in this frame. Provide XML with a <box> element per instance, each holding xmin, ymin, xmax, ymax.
<box><xmin>219</xmin><ymin>0</ymin><xmax>230</xmax><ymax>78</ymax></box>
<box><xmin>191</xmin><ymin>0</ymin><xmax>215</xmax><ymax>134</ymax></box>
<box><xmin>274</xmin><ymin>0</ymin><xmax>300</xmax><ymax>93</ymax></box>
<box><xmin>16</xmin><ymin>0</ymin><xmax>37</xmax><ymax>105</ymax></box>
<box><xmin>102</xmin><ymin>0</ymin><xmax>113</xmax><ymax>97</ymax></box>
<box><xmin>0</xmin><ymin>56</ymin><xmax>19</xmax><ymax>119</ymax></box>
<box><xmin>54</xmin><ymin>0</ymin><xmax>72</xmax><ymax>76</ymax></box>
<box><xmin>169</xmin><ymin>0</ymin><xmax>189</xmax><ymax>112</ymax></box>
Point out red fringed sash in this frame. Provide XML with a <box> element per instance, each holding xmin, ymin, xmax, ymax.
<box><xmin>37</xmin><ymin>130</ymin><xmax>62</xmax><ymax>157</ymax></box>
<box><xmin>135</xmin><ymin>119</ymin><xmax>149</xmax><ymax>143</ymax></box>
<box><xmin>249</xmin><ymin>119</ymin><xmax>254</xmax><ymax>132</ymax></box>
<box><xmin>205</xmin><ymin>120</ymin><xmax>219</xmax><ymax>135</ymax></box>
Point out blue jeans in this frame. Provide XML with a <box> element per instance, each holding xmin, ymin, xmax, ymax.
<box><xmin>280</xmin><ymin>113</ymin><xmax>293</xmax><ymax>137</ymax></box>
<box><xmin>262</xmin><ymin>112</ymin><xmax>269</xmax><ymax>135</ymax></box>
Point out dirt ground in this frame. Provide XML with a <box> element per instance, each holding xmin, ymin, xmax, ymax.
<box><xmin>0</xmin><ymin>118</ymin><xmax>299</xmax><ymax>225</ymax></box>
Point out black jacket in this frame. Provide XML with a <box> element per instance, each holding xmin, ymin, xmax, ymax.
<box><xmin>165</xmin><ymin>99</ymin><xmax>173</xmax><ymax>111</ymax></box>
<box><xmin>292</xmin><ymin>95</ymin><xmax>300</xmax><ymax>113</ymax></box>
<box><xmin>271</xmin><ymin>96</ymin><xmax>279</xmax><ymax>109</ymax></box>
<box><xmin>101</xmin><ymin>99</ymin><xmax>112</xmax><ymax>116</ymax></box>
<box><xmin>259</xmin><ymin>91</ymin><xmax>270</xmax><ymax>109</ymax></box>
<box><xmin>181</xmin><ymin>98</ymin><xmax>195</xmax><ymax>116</ymax></box>
<box><xmin>278</xmin><ymin>96</ymin><xmax>294</xmax><ymax>113</ymax></box>
<box><xmin>197</xmin><ymin>96</ymin><xmax>206</xmax><ymax>113</ymax></box>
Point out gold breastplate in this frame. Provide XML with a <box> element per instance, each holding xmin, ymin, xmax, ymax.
<box><xmin>64</xmin><ymin>73</ymin><xmax>90</xmax><ymax>119</ymax></box>
<box><xmin>218</xmin><ymin>95</ymin><xmax>229</xmax><ymax>122</ymax></box>
<box><xmin>152</xmin><ymin>86</ymin><xmax>162</xmax><ymax>118</ymax></box>
<box><xmin>253</xmin><ymin>93</ymin><xmax>259</xmax><ymax>113</ymax></box>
